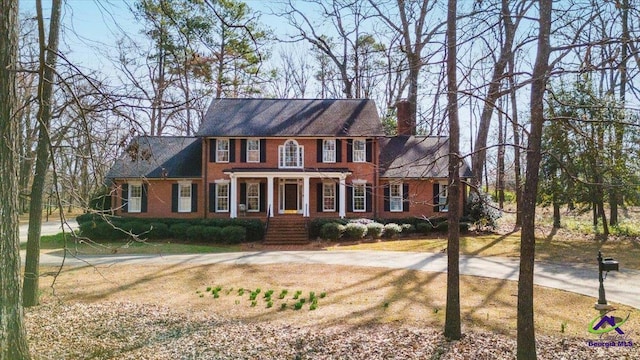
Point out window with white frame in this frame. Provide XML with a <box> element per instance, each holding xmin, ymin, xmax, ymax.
<box><xmin>323</xmin><ymin>182</ymin><xmax>335</xmax><ymax>211</ymax></box>
<box><xmin>352</xmin><ymin>183</ymin><xmax>366</xmax><ymax>212</ymax></box>
<box><xmin>279</xmin><ymin>139</ymin><xmax>303</xmax><ymax>168</ymax></box>
<box><xmin>216</xmin><ymin>183</ymin><xmax>229</xmax><ymax>212</ymax></box>
<box><xmin>246</xmin><ymin>183</ymin><xmax>260</xmax><ymax>212</ymax></box>
<box><xmin>390</xmin><ymin>183</ymin><xmax>403</xmax><ymax>212</ymax></box>
<box><xmin>439</xmin><ymin>182</ymin><xmax>449</xmax><ymax>212</ymax></box>
<box><xmin>216</xmin><ymin>139</ymin><xmax>229</xmax><ymax>162</ymax></box>
<box><xmin>353</xmin><ymin>139</ymin><xmax>366</xmax><ymax>162</ymax></box>
<box><xmin>178</xmin><ymin>183</ymin><xmax>191</xmax><ymax>213</ymax></box>
<box><xmin>128</xmin><ymin>183</ymin><xmax>142</xmax><ymax>213</ymax></box>
<box><xmin>323</xmin><ymin>139</ymin><xmax>336</xmax><ymax>163</ymax></box>
<box><xmin>247</xmin><ymin>139</ymin><xmax>260</xmax><ymax>163</ymax></box>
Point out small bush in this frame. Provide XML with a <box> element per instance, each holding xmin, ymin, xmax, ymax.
<box><xmin>435</xmin><ymin>221</ymin><xmax>448</xmax><ymax>232</ymax></box>
<box><xmin>186</xmin><ymin>225</ymin><xmax>206</xmax><ymax>241</ymax></box>
<box><xmin>320</xmin><ymin>223</ymin><xmax>344</xmax><ymax>241</ymax></box>
<box><xmin>221</xmin><ymin>225</ymin><xmax>246</xmax><ymax>244</ymax></box>
<box><xmin>170</xmin><ymin>223</ymin><xmax>190</xmax><ymax>240</ymax></box>
<box><xmin>344</xmin><ymin>222</ymin><xmax>368</xmax><ymax>239</ymax></box>
<box><xmin>309</xmin><ymin>218</ymin><xmax>348</xmax><ymax>239</ymax></box>
<box><xmin>79</xmin><ymin>220</ymin><xmax>123</xmax><ymax>241</ymax></box>
<box><xmin>366</xmin><ymin>222</ymin><xmax>385</xmax><ymax>239</ymax></box>
<box><xmin>350</xmin><ymin>218</ymin><xmax>375</xmax><ymax>225</ymax></box>
<box><xmin>201</xmin><ymin>226</ymin><xmax>222</xmax><ymax>242</ymax></box>
<box><xmin>460</xmin><ymin>222</ymin><xmax>470</xmax><ymax>233</ymax></box>
<box><xmin>148</xmin><ymin>222</ymin><xmax>170</xmax><ymax>239</ymax></box>
<box><xmin>466</xmin><ymin>190</ymin><xmax>502</xmax><ymax>230</ymax></box>
<box><xmin>416</xmin><ymin>222</ymin><xmax>433</xmax><ymax>234</ymax></box>
<box><xmin>401</xmin><ymin>223</ymin><xmax>415</xmax><ymax>235</ymax></box>
<box><xmin>383</xmin><ymin>223</ymin><xmax>402</xmax><ymax>238</ymax></box>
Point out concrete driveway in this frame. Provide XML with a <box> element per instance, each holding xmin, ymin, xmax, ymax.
<box><xmin>19</xmin><ymin>219</ymin><xmax>78</xmax><ymax>244</ymax></box>
<box><xmin>34</xmin><ymin>249</ymin><xmax>640</xmax><ymax>309</ymax></box>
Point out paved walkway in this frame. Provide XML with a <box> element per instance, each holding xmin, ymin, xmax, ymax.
<box><xmin>19</xmin><ymin>220</ymin><xmax>78</xmax><ymax>244</ymax></box>
<box><xmin>34</xmin><ymin>250</ymin><xmax>640</xmax><ymax>309</ymax></box>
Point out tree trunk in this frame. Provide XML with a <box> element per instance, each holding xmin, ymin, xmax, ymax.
<box><xmin>497</xmin><ymin>97</ymin><xmax>505</xmax><ymax>209</ymax></box>
<box><xmin>444</xmin><ymin>0</ymin><xmax>461</xmax><ymax>340</ymax></box>
<box><xmin>23</xmin><ymin>0</ymin><xmax>62</xmax><ymax>308</ymax></box>
<box><xmin>509</xmin><ymin>57</ymin><xmax>522</xmax><ymax>227</ymax></box>
<box><xmin>553</xmin><ymin>201</ymin><xmax>561</xmax><ymax>228</ymax></box>
<box><xmin>0</xmin><ymin>0</ymin><xmax>32</xmax><ymax>357</ymax></box>
<box><xmin>517</xmin><ymin>1</ymin><xmax>552</xmax><ymax>359</ymax></box>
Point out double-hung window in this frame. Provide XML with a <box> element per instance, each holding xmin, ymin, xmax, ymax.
<box><xmin>390</xmin><ymin>183</ymin><xmax>403</xmax><ymax>212</ymax></box>
<box><xmin>353</xmin><ymin>139</ymin><xmax>366</xmax><ymax>162</ymax></box>
<box><xmin>246</xmin><ymin>183</ymin><xmax>260</xmax><ymax>212</ymax></box>
<box><xmin>323</xmin><ymin>183</ymin><xmax>336</xmax><ymax>212</ymax></box>
<box><xmin>323</xmin><ymin>139</ymin><xmax>336</xmax><ymax>163</ymax></box>
<box><xmin>216</xmin><ymin>139</ymin><xmax>229</xmax><ymax>162</ymax></box>
<box><xmin>128</xmin><ymin>183</ymin><xmax>142</xmax><ymax>213</ymax></box>
<box><xmin>178</xmin><ymin>183</ymin><xmax>192</xmax><ymax>213</ymax></box>
<box><xmin>247</xmin><ymin>139</ymin><xmax>260</xmax><ymax>163</ymax></box>
<box><xmin>439</xmin><ymin>182</ymin><xmax>449</xmax><ymax>212</ymax></box>
<box><xmin>352</xmin><ymin>183</ymin><xmax>366</xmax><ymax>212</ymax></box>
<box><xmin>216</xmin><ymin>182</ymin><xmax>229</xmax><ymax>212</ymax></box>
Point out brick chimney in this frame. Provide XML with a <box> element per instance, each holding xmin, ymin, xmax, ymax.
<box><xmin>395</xmin><ymin>100</ymin><xmax>415</xmax><ymax>136</ymax></box>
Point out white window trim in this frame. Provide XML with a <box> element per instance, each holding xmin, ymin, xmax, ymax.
<box><xmin>389</xmin><ymin>182</ymin><xmax>403</xmax><ymax>213</ymax></box>
<box><xmin>215</xmin><ymin>181</ymin><xmax>230</xmax><ymax>213</ymax></box>
<box><xmin>216</xmin><ymin>138</ymin><xmax>230</xmax><ymax>163</ymax></box>
<box><xmin>323</xmin><ymin>139</ymin><xmax>336</xmax><ymax>163</ymax></box>
<box><xmin>353</xmin><ymin>139</ymin><xmax>366</xmax><ymax>163</ymax></box>
<box><xmin>178</xmin><ymin>182</ymin><xmax>192</xmax><ymax>213</ymax></box>
<box><xmin>278</xmin><ymin>139</ymin><xmax>304</xmax><ymax>169</ymax></box>
<box><xmin>247</xmin><ymin>139</ymin><xmax>260</xmax><ymax>163</ymax></box>
<box><xmin>246</xmin><ymin>182</ymin><xmax>260</xmax><ymax>212</ymax></box>
<box><xmin>322</xmin><ymin>182</ymin><xmax>336</xmax><ymax>212</ymax></box>
<box><xmin>128</xmin><ymin>181</ymin><xmax>142</xmax><ymax>213</ymax></box>
<box><xmin>438</xmin><ymin>181</ymin><xmax>449</xmax><ymax>212</ymax></box>
<box><xmin>352</xmin><ymin>182</ymin><xmax>366</xmax><ymax>212</ymax></box>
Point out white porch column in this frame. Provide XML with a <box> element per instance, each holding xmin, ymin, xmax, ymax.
<box><xmin>267</xmin><ymin>176</ymin><xmax>274</xmax><ymax>217</ymax></box>
<box><xmin>339</xmin><ymin>175</ymin><xmax>347</xmax><ymax>218</ymax></box>
<box><xmin>230</xmin><ymin>174</ymin><xmax>237</xmax><ymax>218</ymax></box>
<box><xmin>303</xmin><ymin>176</ymin><xmax>310</xmax><ymax>217</ymax></box>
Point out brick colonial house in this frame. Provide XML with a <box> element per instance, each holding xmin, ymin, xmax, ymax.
<box><xmin>107</xmin><ymin>98</ymin><xmax>471</xmax><ymax>243</ymax></box>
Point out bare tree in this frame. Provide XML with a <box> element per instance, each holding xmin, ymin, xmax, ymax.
<box><xmin>0</xmin><ymin>0</ymin><xmax>32</xmax><ymax>356</ymax></box>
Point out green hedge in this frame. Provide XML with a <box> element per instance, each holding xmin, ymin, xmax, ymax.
<box><xmin>76</xmin><ymin>214</ymin><xmax>263</xmax><ymax>243</ymax></box>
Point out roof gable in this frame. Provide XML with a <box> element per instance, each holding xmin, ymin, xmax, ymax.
<box><xmin>196</xmin><ymin>98</ymin><xmax>384</xmax><ymax>137</ymax></box>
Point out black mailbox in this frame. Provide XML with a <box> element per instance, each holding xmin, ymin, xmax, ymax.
<box><xmin>601</xmin><ymin>257</ymin><xmax>619</xmax><ymax>272</ymax></box>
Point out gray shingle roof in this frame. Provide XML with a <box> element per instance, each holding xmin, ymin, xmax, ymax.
<box><xmin>196</xmin><ymin>98</ymin><xmax>384</xmax><ymax>137</ymax></box>
<box><xmin>379</xmin><ymin>136</ymin><xmax>472</xmax><ymax>179</ymax></box>
<box><xmin>106</xmin><ymin>137</ymin><xmax>202</xmax><ymax>179</ymax></box>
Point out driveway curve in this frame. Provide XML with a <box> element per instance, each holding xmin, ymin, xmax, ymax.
<box><xmin>35</xmin><ymin>250</ymin><xmax>640</xmax><ymax>309</ymax></box>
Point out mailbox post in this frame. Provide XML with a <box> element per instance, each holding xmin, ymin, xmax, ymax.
<box><xmin>596</xmin><ymin>251</ymin><xmax>619</xmax><ymax>310</ymax></box>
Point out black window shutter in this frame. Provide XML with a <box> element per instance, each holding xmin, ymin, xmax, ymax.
<box><xmin>171</xmin><ymin>184</ymin><xmax>178</xmax><ymax>213</ymax></box>
<box><xmin>260</xmin><ymin>139</ymin><xmax>267</xmax><ymax>163</ymax></box>
<box><xmin>240</xmin><ymin>139</ymin><xmax>247</xmax><ymax>162</ymax></box>
<box><xmin>347</xmin><ymin>140</ymin><xmax>353</xmax><ymax>162</ymax></box>
<box><xmin>366</xmin><ymin>184</ymin><xmax>372</xmax><ymax>212</ymax></box>
<box><xmin>366</xmin><ymin>139</ymin><xmax>373</xmax><ymax>162</ymax></box>
<box><xmin>260</xmin><ymin>183</ymin><xmax>266</xmax><ymax>212</ymax></box>
<box><xmin>335</xmin><ymin>183</ymin><xmax>340</xmax><ymax>212</ymax></box>
<box><xmin>383</xmin><ymin>184</ymin><xmax>390</xmax><ymax>212</ymax></box>
<box><xmin>191</xmin><ymin>184</ymin><xmax>198</xmax><ymax>212</ymax></box>
<box><xmin>209</xmin><ymin>183</ymin><xmax>215</xmax><ymax>212</ymax></box>
<box><xmin>240</xmin><ymin>183</ymin><xmax>247</xmax><ymax>206</ymax></box>
<box><xmin>403</xmin><ymin>183</ymin><xmax>410</xmax><ymax>212</ymax></box>
<box><xmin>336</xmin><ymin>139</ymin><xmax>342</xmax><ymax>163</ymax></box>
<box><xmin>433</xmin><ymin>183</ymin><xmax>440</xmax><ymax>212</ymax></box>
<box><xmin>209</xmin><ymin>139</ymin><xmax>216</xmax><ymax>162</ymax></box>
<box><xmin>229</xmin><ymin>139</ymin><xmax>236</xmax><ymax>162</ymax></box>
<box><xmin>347</xmin><ymin>186</ymin><xmax>353</xmax><ymax>212</ymax></box>
<box><xmin>141</xmin><ymin>183</ymin><xmax>148</xmax><ymax>213</ymax></box>
<box><xmin>122</xmin><ymin>184</ymin><xmax>128</xmax><ymax>213</ymax></box>
<box><xmin>317</xmin><ymin>139</ymin><xmax>323</xmax><ymax>163</ymax></box>
<box><xmin>317</xmin><ymin>183</ymin><xmax>323</xmax><ymax>212</ymax></box>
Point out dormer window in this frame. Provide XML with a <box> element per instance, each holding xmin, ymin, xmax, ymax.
<box><xmin>279</xmin><ymin>139</ymin><xmax>303</xmax><ymax>168</ymax></box>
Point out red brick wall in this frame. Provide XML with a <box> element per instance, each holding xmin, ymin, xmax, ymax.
<box><xmin>377</xmin><ymin>178</ymin><xmax>465</xmax><ymax>219</ymax></box>
<box><xmin>112</xmin><ymin>179</ymin><xmax>204</xmax><ymax>219</ymax></box>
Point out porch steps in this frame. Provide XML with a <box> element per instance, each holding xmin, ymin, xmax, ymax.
<box><xmin>263</xmin><ymin>216</ymin><xmax>309</xmax><ymax>245</ymax></box>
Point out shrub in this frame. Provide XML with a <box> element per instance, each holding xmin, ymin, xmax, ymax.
<box><xmin>170</xmin><ymin>223</ymin><xmax>190</xmax><ymax>240</ymax></box>
<box><xmin>401</xmin><ymin>223</ymin><xmax>415</xmax><ymax>235</ymax></box>
<box><xmin>383</xmin><ymin>223</ymin><xmax>402</xmax><ymax>238</ymax></box>
<box><xmin>460</xmin><ymin>222</ymin><xmax>471</xmax><ymax>233</ymax></box>
<box><xmin>221</xmin><ymin>225</ymin><xmax>246</xmax><ymax>244</ymax></box>
<box><xmin>89</xmin><ymin>187</ymin><xmax>112</xmax><ymax>211</ymax></box>
<box><xmin>79</xmin><ymin>220</ymin><xmax>122</xmax><ymax>241</ymax></box>
<box><xmin>416</xmin><ymin>222</ymin><xmax>433</xmax><ymax>234</ymax></box>
<box><xmin>201</xmin><ymin>226</ymin><xmax>222</xmax><ymax>242</ymax></box>
<box><xmin>366</xmin><ymin>222</ymin><xmax>384</xmax><ymax>239</ymax></box>
<box><xmin>350</xmin><ymin>218</ymin><xmax>375</xmax><ymax>225</ymax></box>
<box><xmin>320</xmin><ymin>223</ymin><xmax>344</xmax><ymax>241</ymax></box>
<box><xmin>186</xmin><ymin>225</ymin><xmax>207</xmax><ymax>241</ymax></box>
<box><xmin>309</xmin><ymin>218</ymin><xmax>348</xmax><ymax>239</ymax></box>
<box><xmin>344</xmin><ymin>222</ymin><xmax>368</xmax><ymax>239</ymax></box>
<box><xmin>435</xmin><ymin>221</ymin><xmax>448</xmax><ymax>232</ymax></box>
<box><xmin>148</xmin><ymin>222</ymin><xmax>170</xmax><ymax>239</ymax></box>
<box><xmin>465</xmin><ymin>190</ymin><xmax>502</xmax><ymax>230</ymax></box>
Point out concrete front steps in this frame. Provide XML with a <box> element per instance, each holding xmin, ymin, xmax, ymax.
<box><xmin>263</xmin><ymin>215</ymin><xmax>309</xmax><ymax>245</ymax></box>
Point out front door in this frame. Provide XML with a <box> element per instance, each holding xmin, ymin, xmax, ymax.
<box><xmin>284</xmin><ymin>183</ymin><xmax>298</xmax><ymax>211</ymax></box>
